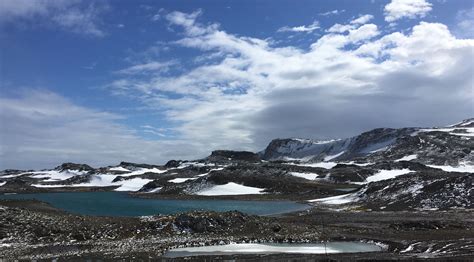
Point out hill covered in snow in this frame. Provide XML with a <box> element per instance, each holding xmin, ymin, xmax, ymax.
<box><xmin>1</xmin><ymin>119</ymin><xmax>472</xmax><ymax>211</ymax></box>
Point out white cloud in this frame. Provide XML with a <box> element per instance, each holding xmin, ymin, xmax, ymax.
<box><xmin>0</xmin><ymin>0</ymin><xmax>105</xmax><ymax>37</ymax></box>
<box><xmin>384</xmin><ymin>0</ymin><xmax>432</xmax><ymax>22</ymax></box>
<box><xmin>319</xmin><ymin>10</ymin><xmax>345</xmax><ymax>16</ymax></box>
<box><xmin>4</xmin><ymin>10</ymin><xmax>472</xmax><ymax>169</ymax></box>
<box><xmin>351</xmin><ymin>14</ymin><xmax>374</xmax><ymax>25</ymax></box>
<box><xmin>278</xmin><ymin>21</ymin><xmax>320</xmax><ymax>33</ymax></box>
<box><xmin>0</xmin><ymin>90</ymin><xmax>206</xmax><ymax>169</ymax></box>
<box><xmin>327</xmin><ymin>15</ymin><xmax>374</xmax><ymax>34</ymax></box>
<box><xmin>116</xmin><ymin>61</ymin><xmax>177</xmax><ymax>75</ymax></box>
<box><xmin>106</xmin><ymin>10</ymin><xmax>473</xmax><ymax>160</ymax></box>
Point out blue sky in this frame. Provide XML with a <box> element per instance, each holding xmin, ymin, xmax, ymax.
<box><xmin>0</xmin><ymin>0</ymin><xmax>473</xmax><ymax>169</ymax></box>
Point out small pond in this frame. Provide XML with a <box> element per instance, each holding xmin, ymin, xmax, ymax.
<box><xmin>0</xmin><ymin>192</ymin><xmax>309</xmax><ymax>216</ymax></box>
<box><xmin>163</xmin><ymin>242</ymin><xmax>385</xmax><ymax>257</ymax></box>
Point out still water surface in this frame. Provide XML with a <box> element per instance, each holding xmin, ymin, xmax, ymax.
<box><xmin>0</xmin><ymin>192</ymin><xmax>309</xmax><ymax>216</ymax></box>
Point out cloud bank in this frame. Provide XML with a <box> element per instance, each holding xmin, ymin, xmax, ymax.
<box><xmin>1</xmin><ymin>2</ymin><xmax>473</xmax><ymax>169</ymax></box>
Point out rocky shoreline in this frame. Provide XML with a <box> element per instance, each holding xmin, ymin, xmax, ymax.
<box><xmin>1</xmin><ymin>198</ymin><xmax>473</xmax><ymax>261</ymax></box>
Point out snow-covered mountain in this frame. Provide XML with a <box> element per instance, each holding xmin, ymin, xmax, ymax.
<box><xmin>0</xmin><ymin>118</ymin><xmax>472</xmax><ymax>211</ymax></box>
<box><xmin>260</xmin><ymin>119</ymin><xmax>474</xmax><ymax>166</ymax></box>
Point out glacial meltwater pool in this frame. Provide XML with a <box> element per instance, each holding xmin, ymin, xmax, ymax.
<box><xmin>163</xmin><ymin>242</ymin><xmax>385</xmax><ymax>257</ymax></box>
<box><xmin>0</xmin><ymin>192</ymin><xmax>309</xmax><ymax>216</ymax></box>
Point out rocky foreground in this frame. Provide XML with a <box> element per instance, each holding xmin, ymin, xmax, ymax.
<box><xmin>0</xmin><ymin>199</ymin><xmax>473</xmax><ymax>260</ymax></box>
<box><xmin>0</xmin><ymin>119</ymin><xmax>473</xmax><ymax>260</ymax></box>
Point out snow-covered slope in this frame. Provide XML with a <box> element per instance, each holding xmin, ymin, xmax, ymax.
<box><xmin>261</xmin><ymin>128</ymin><xmax>416</xmax><ymax>162</ymax></box>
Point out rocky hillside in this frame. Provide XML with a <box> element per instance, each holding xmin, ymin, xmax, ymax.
<box><xmin>0</xmin><ymin>118</ymin><xmax>472</xmax><ymax>211</ymax></box>
<box><xmin>260</xmin><ymin>119</ymin><xmax>473</xmax><ymax>166</ymax></box>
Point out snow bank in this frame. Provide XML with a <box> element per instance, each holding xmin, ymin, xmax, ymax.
<box><xmin>196</xmin><ymin>182</ymin><xmax>265</xmax><ymax>196</ymax></box>
<box><xmin>114</xmin><ymin>178</ymin><xmax>153</xmax><ymax>191</ymax></box>
<box><xmin>289</xmin><ymin>172</ymin><xmax>319</xmax><ymax>180</ymax></box>
<box><xmin>364</xmin><ymin>169</ymin><xmax>413</xmax><ymax>183</ymax></box>
<box><xmin>32</xmin><ymin>174</ymin><xmax>151</xmax><ymax>191</ymax></box>
<box><xmin>30</xmin><ymin>170</ymin><xmax>86</xmax><ymax>182</ymax></box>
<box><xmin>109</xmin><ymin>166</ymin><xmax>130</xmax><ymax>172</ymax></box>
<box><xmin>122</xmin><ymin>167</ymin><xmax>167</xmax><ymax>177</ymax></box>
<box><xmin>427</xmin><ymin>163</ymin><xmax>474</xmax><ymax>173</ymax></box>
<box><xmin>168</xmin><ymin>177</ymin><xmax>197</xmax><ymax>183</ymax></box>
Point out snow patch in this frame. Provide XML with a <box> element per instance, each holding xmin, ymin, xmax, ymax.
<box><xmin>420</xmin><ymin>127</ymin><xmax>474</xmax><ymax>137</ymax></box>
<box><xmin>109</xmin><ymin>166</ymin><xmax>130</xmax><ymax>172</ymax></box>
<box><xmin>168</xmin><ymin>177</ymin><xmax>197</xmax><ymax>183</ymax></box>
<box><xmin>29</xmin><ymin>170</ymin><xmax>87</xmax><ymax>182</ymax></box>
<box><xmin>123</xmin><ymin>167</ymin><xmax>167</xmax><ymax>177</ymax></box>
<box><xmin>297</xmin><ymin>162</ymin><xmax>338</xmax><ymax>169</ymax></box>
<box><xmin>0</xmin><ymin>182</ymin><xmax>6</xmax><ymax>187</ymax></box>
<box><xmin>288</xmin><ymin>172</ymin><xmax>319</xmax><ymax>180</ymax></box>
<box><xmin>196</xmin><ymin>182</ymin><xmax>265</xmax><ymax>196</ymax></box>
<box><xmin>114</xmin><ymin>178</ymin><xmax>152</xmax><ymax>191</ymax></box>
<box><xmin>364</xmin><ymin>169</ymin><xmax>413</xmax><ymax>183</ymax></box>
<box><xmin>427</xmin><ymin>163</ymin><xmax>474</xmax><ymax>173</ymax></box>
<box><xmin>324</xmin><ymin>151</ymin><xmax>345</xmax><ymax>161</ymax></box>
<box><xmin>395</xmin><ymin>154</ymin><xmax>417</xmax><ymax>162</ymax></box>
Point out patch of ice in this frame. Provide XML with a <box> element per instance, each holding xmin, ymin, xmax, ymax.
<box><xmin>427</xmin><ymin>163</ymin><xmax>474</xmax><ymax>173</ymax></box>
<box><xmin>288</xmin><ymin>172</ymin><xmax>319</xmax><ymax>180</ymax></box>
<box><xmin>364</xmin><ymin>169</ymin><xmax>413</xmax><ymax>183</ymax></box>
<box><xmin>196</xmin><ymin>182</ymin><xmax>265</xmax><ymax>196</ymax></box>
<box><xmin>308</xmin><ymin>193</ymin><xmax>357</xmax><ymax>204</ymax></box>
<box><xmin>165</xmin><ymin>242</ymin><xmax>383</xmax><ymax>256</ymax></box>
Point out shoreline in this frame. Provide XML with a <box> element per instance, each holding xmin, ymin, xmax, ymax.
<box><xmin>1</xmin><ymin>198</ymin><xmax>473</xmax><ymax>260</ymax></box>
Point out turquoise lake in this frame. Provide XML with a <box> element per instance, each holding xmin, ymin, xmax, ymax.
<box><xmin>0</xmin><ymin>192</ymin><xmax>309</xmax><ymax>217</ymax></box>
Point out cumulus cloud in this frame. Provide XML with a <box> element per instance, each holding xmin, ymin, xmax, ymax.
<box><xmin>0</xmin><ymin>90</ymin><xmax>206</xmax><ymax>169</ymax></box>
<box><xmin>0</xmin><ymin>0</ymin><xmax>105</xmax><ymax>37</ymax></box>
<box><xmin>384</xmin><ymin>0</ymin><xmax>432</xmax><ymax>22</ymax></box>
<box><xmin>351</xmin><ymin>14</ymin><xmax>374</xmax><ymax>25</ymax></box>
<box><xmin>278</xmin><ymin>21</ymin><xmax>320</xmax><ymax>33</ymax></box>
<box><xmin>107</xmin><ymin>10</ymin><xmax>473</xmax><ymax>157</ymax></box>
<box><xmin>327</xmin><ymin>15</ymin><xmax>374</xmax><ymax>33</ymax></box>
